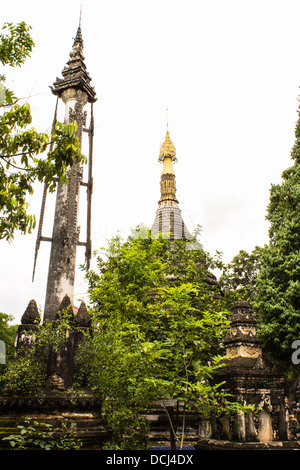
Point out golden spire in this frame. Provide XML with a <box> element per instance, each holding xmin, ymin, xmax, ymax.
<box><xmin>151</xmin><ymin>122</ymin><xmax>193</xmax><ymax>240</ymax></box>
<box><xmin>159</xmin><ymin>128</ymin><xmax>177</xmax><ymax>175</ymax></box>
<box><xmin>159</xmin><ymin>129</ymin><xmax>177</xmax><ymax>162</ymax></box>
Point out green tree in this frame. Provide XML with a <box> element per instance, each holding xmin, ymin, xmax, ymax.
<box><xmin>0</xmin><ymin>22</ymin><xmax>85</xmax><ymax>240</ymax></box>
<box><xmin>0</xmin><ymin>312</ymin><xmax>17</xmax><ymax>374</ymax></box>
<box><xmin>83</xmin><ymin>230</ymin><xmax>250</xmax><ymax>449</ymax></box>
<box><xmin>254</xmin><ymin>99</ymin><xmax>300</xmax><ymax>376</ymax></box>
<box><xmin>220</xmin><ymin>246</ymin><xmax>264</xmax><ymax>303</ymax></box>
<box><xmin>2</xmin><ymin>419</ymin><xmax>82</xmax><ymax>450</ymax></box>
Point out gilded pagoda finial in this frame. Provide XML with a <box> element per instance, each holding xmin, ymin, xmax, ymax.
<box><xmin>159</xmin><ymin>128</ymin><xmax>177</xmax><ymax>163</ymax></box>
<box><xmin>151</xmin><ymin>126</ymin><xmax>192</xmax><ymax>240</ymax></box>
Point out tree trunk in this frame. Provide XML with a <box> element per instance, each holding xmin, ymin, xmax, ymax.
<box><xmin>167</xmin><ymin>406</ymin><xmax>177</xmax><ymax>450</ymax></box>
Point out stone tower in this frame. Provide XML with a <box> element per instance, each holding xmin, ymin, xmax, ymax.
<box><xmin>40</xmin><ymin>24</ymin><xmax>96</xmax><ymax>321</ymax></box>
<box><xmin>151</xmin><ymin>128</ymin><xmax>192</xmax><ymax>240</ymax></box>
<box><xmin>215</xmin><ymin>301</ymin><xmax>288</xmax><ymax>443</ymax></box>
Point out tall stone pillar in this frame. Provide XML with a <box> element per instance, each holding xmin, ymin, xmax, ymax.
<box><xmin>43</xmin><ymin>25</ymin><xmax>96</xmax><ymax>322</ymax></box>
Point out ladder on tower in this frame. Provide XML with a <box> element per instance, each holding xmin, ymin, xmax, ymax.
<box><xmin>32</xmin><ymin>101</ymin><xmax>94</xmax><ymax>281</ymax></box>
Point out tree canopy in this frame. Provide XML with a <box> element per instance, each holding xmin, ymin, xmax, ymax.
<box><xmin>253</xmin><ymin>101</ymin><xmax>300</xmax><ymax>373</ymax></box>
<box><xmin>220</xmin><ymin>246</ymin><xmax>264</xmax><ymax>303</ymax></box>
<box><xmin>81</xmin><ymin>230</ymin><xmax>249</xmax><ymax>449</ymax></box>
<box><xmin>220</xmin><ymin>99</ymin><xmax>300</xmax><ymax>378</ymax></box>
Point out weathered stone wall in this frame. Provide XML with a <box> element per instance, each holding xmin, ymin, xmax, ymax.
<box><xmin>0</xmin><ymin>391</ymin><xmax>107</xmax><ymax>450</ymax></box>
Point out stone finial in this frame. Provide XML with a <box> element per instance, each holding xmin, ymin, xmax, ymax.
<box><xmin>21</xmin><ymin>299</ymin><xmax>40</xmax><ymax>325</ymax></box>
<box><xmin>224</xmin><ymin>300</ymin><xmax>262</xmax><ymax>360</ymax></box>
<box><xmin>75</xmin><ymin>301</ymin><xmax>91</xmax><ymax>327</ymax></box>
<box><xmin>230</xmin><ymin>300</ymin><xmax>256</xmax><ymax>324</ymax></box>
<box><xmin>55</xmin><ymin>295</ymin><xmax>74</xmax><ymax>320</ymax></box>
<box><xmin>16</xmin><ymin>300</ymin><xmax>40</xmax><ymax>353</ymax></box>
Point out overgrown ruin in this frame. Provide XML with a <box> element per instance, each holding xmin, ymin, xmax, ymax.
<box><xmin>2</xmin><ymin>21</ymin><xmax>300</xmax><ymax>451</ymax></box>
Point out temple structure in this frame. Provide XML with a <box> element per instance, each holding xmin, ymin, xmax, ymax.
<box><xmin>4</xmin><ymin>17</ymin><xmax>300</xmax><ymax>452</ymax></box>
<box><xmin>33</xmin><ymin>23</ymin><xmax>96</xmax><ymax>322</ymax></box>
<box><xmin>215</xmin><ymin>301</ymin><xmax>288</xmax><ymax>444</ymax></box>
<box><xmin>151</xmin><ymin>128</ymin><xmax>192</xmax><ymax>240</ymax></box>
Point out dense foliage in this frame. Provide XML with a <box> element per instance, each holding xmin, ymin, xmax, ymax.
<box><xmin>220</xmin><ymin>100</ymin><xmax>300</xmax><ymax>379</ymax></box>
<box><xmin>220</xmin><ymin>246</ymin><xmax>264</xmax><ymax>303</ymax></box>
<box><xmin>253</xmin><ymin>102</ymin><xmax>300</xmax><ymax>372</ymax></box>
<box><xmin>0</xmin><ymin>312</ymin><xmax>17</xmax><ymax>376</ymax></box>
<box><xmin>82</xmin><ymin>230</ymin><xmax>251</xmax><ymax>449</ymax></box>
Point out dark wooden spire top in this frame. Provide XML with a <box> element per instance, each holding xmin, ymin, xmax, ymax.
<box><xmin>51</xmin><ymin>24</ymin><xmax>96</xmax><ymax>103</ymax></box>
<box><xmin>73</xmin><ymin>24</ymin><xmax>84</xmax><ymax>51</ymax></box>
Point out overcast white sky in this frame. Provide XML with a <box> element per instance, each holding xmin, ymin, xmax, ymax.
<box><xmin>1</xmin><ymin>0</ymin><xmax>300</xmax><ymax>323</ymax></box>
